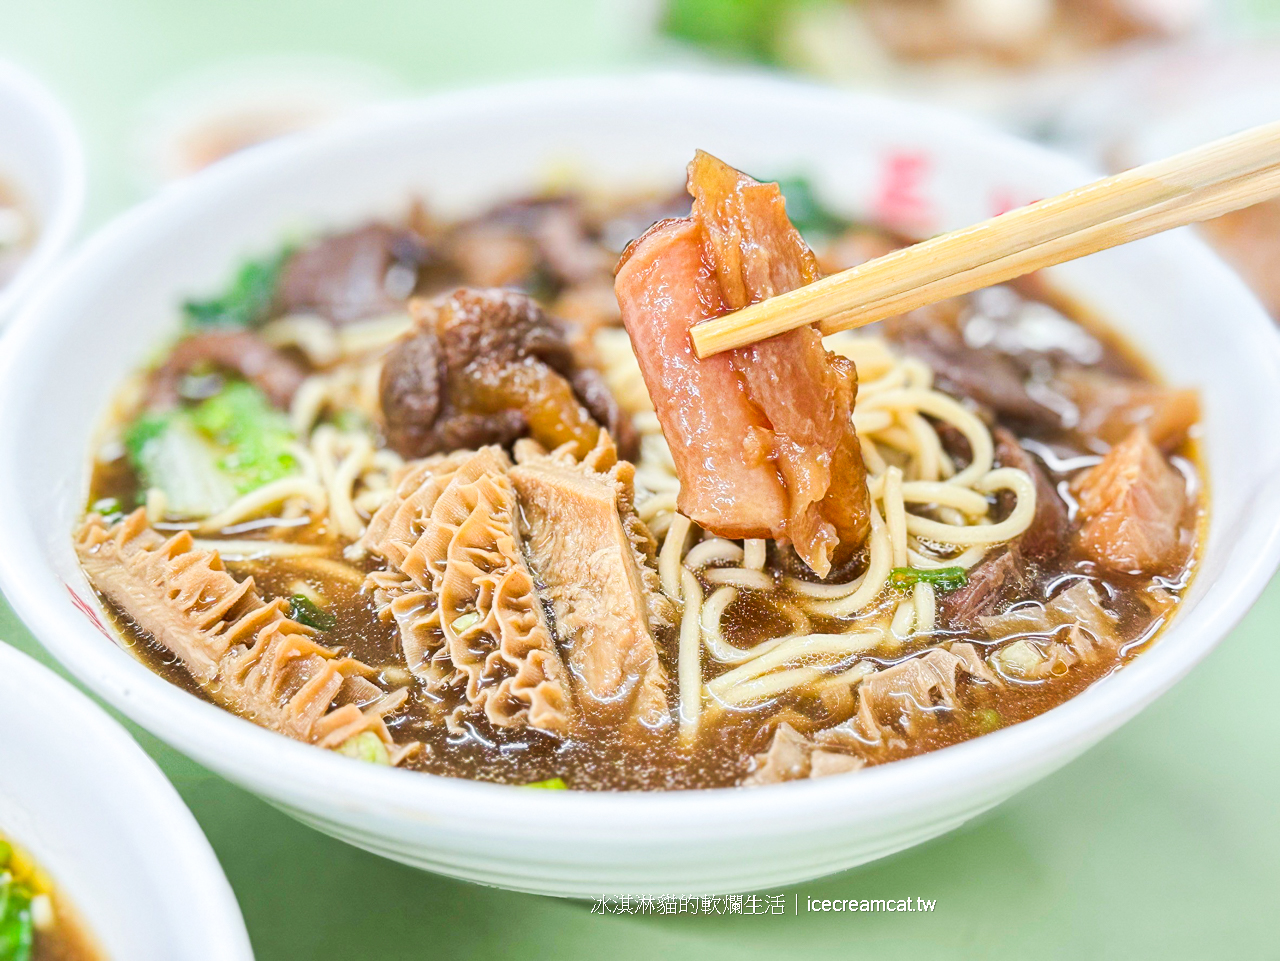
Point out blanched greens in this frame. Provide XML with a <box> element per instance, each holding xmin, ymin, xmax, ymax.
<box><xmin>336</xmin><ymin>732</ymin><xmax>390</xmax><ymax>765</ymax></box>
<box><xmin>182</xmin><ymin>249</ymin><xmax>289</xmax><ymax>329</ymax></box>
<box><xmin>124</xmin><ymin>381</ymin><xmax>297</xmax><ymax>518</ymax></box>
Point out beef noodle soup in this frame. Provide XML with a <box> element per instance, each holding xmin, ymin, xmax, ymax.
<box><xmin>76</xmin><ymin>154</ymin><xmax>1203</xmax><ymax>790</ymax></box>
<box><xmin>0</xmin><ymin>177</ymin><xmax>35</xmax><ymax>291</ymax></box>
<box><xmin>0</xmin><ymin>834</ymin><xmax>101</xmax><ymax>961</ymax></box>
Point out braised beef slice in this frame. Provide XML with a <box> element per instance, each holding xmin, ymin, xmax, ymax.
<box><xmin>279</xmin><ymin>224</ymin><xmax>434</xmax><ymax>324</ymax></box>
<box><xmin>148</xmin><ymin>330</ymin><xmax>306</xmax><ymax>409</ymax></box>
<box><xmin>615</xmin><ymin>152</ymin><xmax>871</xmax><ymax>576</ymax></box>
<box><xmin>884</xmin><ymin>306</ymin><xmax>1057</xmax><ymax>425</ymax></box>
<box><xmin>448</xmin><ymin>197</ymin><xmax>610</xmax><ymax>290</ymax></box>
<box><xmin>380</xmin><ymin>287</ymin><xmax>638</xmax><ymax>461</ymax></box>
<box><xmin>993</xmin><ymin>427</ymin><xmax>1068</xmax><ymax>561</ymax></box>
<box><xmin>1073</xmin><ymin>426</ymin><xmax>1190</xmax><ymax>575</ymax></box>
<box><xmin>940</xmin><ymin>547</ymin><xmax>1028</xmax><ymax>629</ymax></box>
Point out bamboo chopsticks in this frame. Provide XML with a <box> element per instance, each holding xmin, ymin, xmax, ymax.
<box><xmin>690</xmin><ymin>121</ymin><xmax>1280</xmax><ymax>359</ymax></box>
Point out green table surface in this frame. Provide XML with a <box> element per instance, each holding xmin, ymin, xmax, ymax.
<box><xmin>3</xmin><ymin>2</ymin><xmax>1279</xmax><ymax>958</ymax></box>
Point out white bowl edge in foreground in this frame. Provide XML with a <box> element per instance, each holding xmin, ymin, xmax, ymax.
<box><xmin>1</xmin><ymin>72</ymin><xmax>1280</xmax><ymax>896</ymax></box>
<box><xmin>0</xmin><ymin>643</ymin><xmax>253</xmax><ymax>959</ymax></box>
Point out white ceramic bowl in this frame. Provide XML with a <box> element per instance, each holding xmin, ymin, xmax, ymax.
<box><xmin>0</xmin><ymin>642</ymin><xmax>252</xmax><ymax>959</ymax></box>
<box><xmin>2</xmin><ymin>73</ymin><xmax>1279</xmax><ymax>897</ymax></box>
<box><xmin>0</xmin><ymin>61</ymin><xmax>84</xmax><ymax>325</ymax></box>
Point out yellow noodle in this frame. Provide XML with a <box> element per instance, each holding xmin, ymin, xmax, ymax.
<box><xmin>704</xmin><ymin>567</ymin><xmax>775</xmax><ymax>590</ymax></box>
<box><xmin>660</xmin><ymin>513</ymin><xmax>693</xmax><ymax>603</ymax></box>
<box><xmin>706</xmin><ymin>631</ymin><xmax>883</xmax><ymax>696</ymax></box>
<box><xmin>190</xmin><ymin>538</ymin><xmax>328</xmax><ymax>560</ymax></box>
<box><xmin>684</xmin><ymin>538</ymin><xmax>745</xmax><ymax>569</ymax></box>
<box><xmin>904</xmin><ymin>468</ymin><xmax>1035</xmax><ymax>545</ymax></box>
<box><xmin>711</xmin><ymin>667</ymin><xmax>824</xmax><ymax>708</ymax></box>
<box><xmin>678</xmin><ymin>567</ymin><xmax>704</xmax><ymax>739</ymax></box>
<box><xmin>261</xmin><ymin>315</ymin><xmax>340</xmax><ymax>366</ymax></box>
<box><xmin>913</xmin><ymin>581</ymin><xmax>936</xmax><ymax>634</ymax></box>
<box><xmin>195</xmin><ymin>478</ymin><xmax>328</xmax><ymax>535</ymax></box>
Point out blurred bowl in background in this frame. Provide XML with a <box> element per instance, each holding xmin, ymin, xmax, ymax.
<box><xmin>0</xmin><ymin>642</ymin><xmax>252</xmax><ymax>959</ymax></box>
<box><xmin>131</xmin><ymin>55</ymin><xmax>401</xmax><ymax>189</ymax></box>
<box><xmin>0</xmin><ymin>61</ymin><xmax>84</xmax><ymax>326</ymax></box>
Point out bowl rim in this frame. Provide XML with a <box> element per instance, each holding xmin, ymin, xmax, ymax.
<box><xmin>0</xmin><ymin>60</ymin><xmax>86</xmax><ymax>325</ymax></box>
<box><xmin>2</xmin><ymin>70</ymin><xmax>1279</xmax><ymax>838</ymax></box>
<box><xmin>0</xmin><ymin>642</ymin><xmax>254</xmax><ymax>959</ymax></box>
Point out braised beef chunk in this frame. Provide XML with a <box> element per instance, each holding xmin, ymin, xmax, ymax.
<box><xmin>993</xmin><ymin>427</ymin><xmax>1068</xmax><ymax>561</ymax></box>
<box><xmin>279</xmin><ymin>224</ymin><xmax>434</xmax><ymax>324</ymax></box>
<box><xmin>940</xmin><ymin>547</ymin><xmax>1027</xmax><ymax>628</ymax></box>
<box><xmin>1056</xmin><ymin>368</ymin><xmax>1200</xmax><ymax>452</ymax></box>
<box><xmin>616</xmin><ymin>218</ymin><xmax>789</xmax><ymax>535</ymax></box>
<box><xmin>568</xmin><ymin>366</ymin><xmax>640</xmax><ymax>463</ymax></box>
<box><xmin>148</xmin><ymin>330</ymin><xmax>306</xmax><ymax>409</ymax></box>
<box><xmin>1073</xmin><ymin>426</ymin><xmax>1190</xmax><ymax>575</ymax></box>
<box><xmin>884</xmin><ymin>305</ymin><xmax>1057</xmax><ymax>425</ymax></box>
<box><xmin>615</xmin><ymin>151</ymin><xmax>870</xmax><ymax>576</ymax></box>
<box><xmin>379</xmin><ymin>288</ymin><xmax>638</xmax><ymax>461</ymax></box>
<box><xmin>448</xmin><ymin>196</ymin><xmax>611</xmax><ymax>290</ymax></box>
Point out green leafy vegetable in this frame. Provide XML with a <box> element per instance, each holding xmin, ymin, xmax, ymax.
<box><xmin>973</xmin><ymin>708</ymin><xmax>1003</xmax><ymax>734</ymax></box>
<box><xmin>336</xmin><ymin>731</ymin><xmax>391</xmax><ymax>766</ymax></box>
<box><xmin>182</xmin><ymin>248</ymin><xmax>290</xmax><ymax>329</ymax></box>
<box><xmin>888</xmin><ymin>566</ymin><xmax>970</xmax><ymax>593</ymax></box>
<box><xmin>522</xmin><ymin>777</ymin><xmax>568</xmax><ymax>790</ymax></box>
<box><xmin>125</xmin><ymin>413</ymin><xmax>239</xmax><ymax>519</ymax></box>
<box><xmin>190</xmin><ymin>382</ymin><xmax>297</xmax><ymax>493</ymax></box>
<box><xmin>773</xmin><ymin>175</ymin><xmax>851</xmax><ymax>240</ymax></box>
<box><xmin>0</xmin><ymin>872</ymin><xmax>34</xmax><ymax>961</ymax></box>
<box><xmin>123</xmin><ymin>381</ymin><xmax>298</xmax><ymax>518</ymax></box>
<box><xmin>289</xmin><ymin>595</ymin><xmax>337</xmax><ymax>631</ymax></box>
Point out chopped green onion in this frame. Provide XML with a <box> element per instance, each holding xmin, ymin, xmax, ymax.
<box><xmin>90</xmin><ymin>497</ymin><xmax>123</xmax><ymax>521</ymax></box>
<box><xmin>522</xmin><ymin>777</ymin><xmax>568</xmax><ymax>790</ymax></box>
<box><xmin>289</xmin><ymin>595</ymin><xmax>337</xmax><ymax>631</ymax></box>
<box><xmin>888</xmin><ymin>566</ymin><xmax>969</xmax><ymax>593</ymax></box>
<box><xmin>336</xmin><ymin>731</ymin><xmax>390</xmax><ymax>765</ymax></box>
<box><xmin>451</xmin><ymin>612</ymin><xmax>480</xmax><ymax>633</ymax></box>
<box><xmin>973</xmin><ymin>709</ymin><xmax>1003</xmax><ymax>734</ymax></box>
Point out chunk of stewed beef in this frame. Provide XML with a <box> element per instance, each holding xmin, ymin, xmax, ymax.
<box><xmin>884</xmin><ymin>305</ymin><xmax>1057</xmax><ymax>425</ymax></box>
<box><xmin>993</xmin><ymin>427</ymin><xmax>1069</xmax><ymax>561</ymax></box>
<box><xmin>279</xmin><ymin>224</ymin><xmax>435</xmax><ymax>324</ymax></box>
<box><xmin>1073</xmin><ymin>426</ymin><xmax>1190</xmax><ymax>575</ymax></box>
<box><xmin>1055</xmin><ymin>368</ymin><xmax>1200</xmax><ymax>452</ymax></box>
<box><xmin>940</xmin><ymin>547</ymin><xmax>1027</xmax><ymax>629</ymax></box>
<box><xmin>379</xmin><ymin>287</ymin><xmax>638</xmax><ymax>461</ymax></box>
<box><xmin>147</xmin><ymin>330</ymin><xmax>307</xmax><ymax>409</ymax></box>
